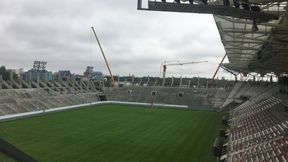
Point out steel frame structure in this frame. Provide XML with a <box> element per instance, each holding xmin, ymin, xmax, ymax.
<box><xmin>137</xmin><ymin>0</ymin><xmax>288</xmax><ymax>76</ymax></box>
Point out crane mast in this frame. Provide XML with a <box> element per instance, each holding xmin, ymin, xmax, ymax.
<box><xmin>91</xmin><ymin>27</ymin><xmax>116</xmax><ymax>88</ymax></box>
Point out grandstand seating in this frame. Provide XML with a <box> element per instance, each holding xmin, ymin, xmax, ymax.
<box><xmin>221</xmin><ymin>82</ymin><xmax>277</xmax><ymax>109</ymax></box>
<box><xmin>0</xmin><ymin>80</ymin><xmax>100</xmax><ymax>116</ymax></box>
<box><xmin>104</xmin><ymin>86</ymin><xmax>229</xmax><ymax>108</ymax></box>
<box><xmin>221</xmin><ymin>82</ymin><xmax>288</xmax><ymax>162</ymax></box>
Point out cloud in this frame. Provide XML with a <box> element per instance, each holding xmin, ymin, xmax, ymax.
<box><xmin>0</xmin><ymin>0</ymin><xmax>227</xmax><ymax>78</ymax></box>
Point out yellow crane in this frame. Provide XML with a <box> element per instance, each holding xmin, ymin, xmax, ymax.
<box><xmin>160</xmin><ymin>60</ymin><xmax>208</xmax><ymax>79</ymax></box>
<box><xmin>91</xmin><ymin>27</ymin><xmax>116</xmax><ymax>87</ymax></box>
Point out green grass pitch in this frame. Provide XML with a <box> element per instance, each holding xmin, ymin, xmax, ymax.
<box><xmin>0</xmin><ymin>104</ymin><xmax>222</xmax><ymax>162</ymax></box>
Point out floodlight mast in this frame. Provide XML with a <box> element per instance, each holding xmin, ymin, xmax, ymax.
<box><xmin>91</xmin><ymin>27</ymin><xmax>116</xmax><ymax>88</ymax></box>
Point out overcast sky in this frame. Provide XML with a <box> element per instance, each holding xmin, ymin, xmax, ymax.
<box><xmin>0</xmin><ymin>0</ymin><xmax>230</xmax><ymax>78</ymax></box>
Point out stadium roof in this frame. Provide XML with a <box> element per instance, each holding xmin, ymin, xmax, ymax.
<box><xmin>214</xmin><ymin>1</ymin><xmax>288</xmax><ymax>75</ymax></box>
<box><xmin>138</xmin><ymin>0</ymin><xmax>288</xmax><ymax>75</ymax></box>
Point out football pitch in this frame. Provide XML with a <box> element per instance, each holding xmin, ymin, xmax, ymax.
<box><xmin>0</xmin><ymin>104</ymin><xmax>222</xmax><ymax>162</ymax></box>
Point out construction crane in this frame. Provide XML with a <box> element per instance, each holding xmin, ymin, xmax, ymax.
<box><xmin>91</xmin><ymin>27</ymin><xmax>116</xmax><ymax>88</ymax></box>
<box><xmin>160</xmin><ymin>60</ymin><xmax>208</xmax><ymax>79</ymax></box>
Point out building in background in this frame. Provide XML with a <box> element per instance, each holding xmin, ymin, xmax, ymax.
<box><xmin>83</xmin><ymin>66</ymin><xmax>103</xmax><ymax>81</ymax></box>
<box><xmin>21</xmin><ymin>61</ymin><xmax>53</xmax><ymax>81</ymax></box>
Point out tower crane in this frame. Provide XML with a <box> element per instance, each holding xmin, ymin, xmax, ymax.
<box><xmin>160</xmin><ymin>60</ymin><xmax>208</xmax><ymax>79</ymax></box>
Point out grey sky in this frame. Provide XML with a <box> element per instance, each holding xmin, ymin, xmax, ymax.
<box><xmin>0</xmin><ymin>0</ymin><xmax>229</xmax><ymax>78</ymax></box>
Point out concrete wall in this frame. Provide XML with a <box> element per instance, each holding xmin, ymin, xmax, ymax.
<box><xmin>104</xmin><ymin>86</ymin><xmax>229</xmax><ymax>109</ymax></box>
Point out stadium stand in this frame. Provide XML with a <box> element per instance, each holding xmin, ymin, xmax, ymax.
<box><xmin>218</xmin><ymin>81</ymin><xmax>288</xmax><ymax>162</ymax></box>
<box><xmin>221</xmin><ymin>82</ymin><xmax>279</xmax><ymax>110</ymax></box>
<box><xmin>0</xmin><ymin>79</ymin><xmax>101</xmax><ymax>116</ymax></box>
<box><xmin>104</xmin><ymin>86</ymin><xmax>230</xmax><ymax>109</ymax></box>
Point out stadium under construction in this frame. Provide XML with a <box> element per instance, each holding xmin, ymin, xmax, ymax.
<box><xmin>0</xmin><ymin>0</ymin><xmax>287</xmax><ymax>161</ymax></box>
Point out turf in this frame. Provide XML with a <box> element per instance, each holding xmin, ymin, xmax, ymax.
<box><xmin>0</xmin><ymin>104</ymin><xmax>222</xmax><ymax>162</ymax></box>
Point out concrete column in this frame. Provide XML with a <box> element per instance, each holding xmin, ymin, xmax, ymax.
<box><xmin>9</xmin><ymin>70</ymin><xmax>13</xmax><ymax>81</ymax></box>
<box><xmin>69</xmin><ymin>75</ymin><xmax>73</xmax><ymax>89</ymax></box>
<box><xmin>240</xmin><ymin>74</ymin><xmax>243</xmax><ymax>81</ymax></box>
<box><xmin>29</xmin><ymin>71</ymin><xmax>32</xmax><ymax>81</ymax></box>
<box><xmin>45</xmin><ymin>72</ymin><xmax>48</xmax><ymax>81</ymax></box>
<box><xmin>19</xmin><ymin>75</ymin><xmax>23</xmax><ymax>88</ymax></box>
<box><xmin>162</xmin><ymin>78</ymin><xmax>165</xmax><ymax>87</ymax></box>
<box><xmin>37</xmin><ymin>72</ymin><xmax>40</xmax><ymax>85</ymax></box>
<box><xmin>132</xmin><ymin>75</ymin><xmax>135</xmax><ymax>85</ymax></box>
<box><xmin>0</xmin><ymin>75</ymin><xmax>2</xmax><ymax>89</ymax></box>
<box><xmin>80</xmin><ymin>78</ymin><xmax>84</xmax><ymax>91</ymax></box>
<box><xmin>9</xmin><ymin>71</ymin><xmax>13</xmax><ymax>87</ymax></box>
<box><xmin>197</xmin><ymin>77</ymin><xmax>200</xmax><ymax>89</ymax></box>
<box><xmin>170</xmin><ymin>77</ymin><xmax>174</xmax><ymax>87</ymax></box>
<box><xmin>102</xmin><ymin>78</ymin><xmax>105</xmax><ymax>88</ymax></box>
<box><xmin>154</xmin><ymin>79</ymin><xmax>157</xmax><ymax>86</ymax></box>
<box><xmin>147</xmin><ymin>76</ymin><xmax>150</xmax><ymax>86</ymax></box>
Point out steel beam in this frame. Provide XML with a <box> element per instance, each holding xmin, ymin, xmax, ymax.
<box><xmin>145</xmin><ymin>1</ymin><xmax>278</xmax><ymax>22</ymax></box>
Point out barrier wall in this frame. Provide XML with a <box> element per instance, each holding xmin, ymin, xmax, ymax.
<box><xmin>0</xmin><ymin>101</ymin><xmax>189</xmax><ymax>122</ymax></box>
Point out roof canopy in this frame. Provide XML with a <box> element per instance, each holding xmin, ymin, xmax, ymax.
<box><xmin>138</xmin><ymin>0</ymin><xmax>288</xmax><ymax>75</ymax></box>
